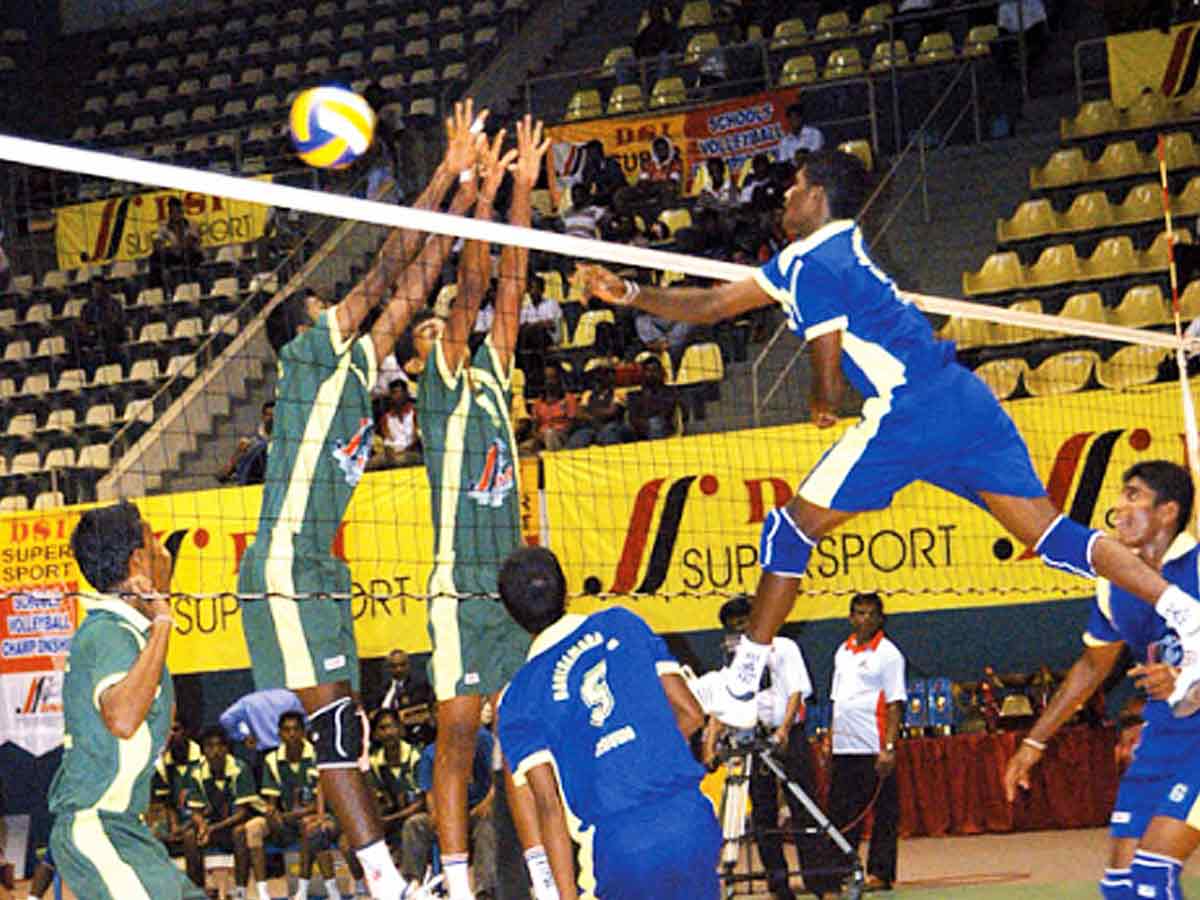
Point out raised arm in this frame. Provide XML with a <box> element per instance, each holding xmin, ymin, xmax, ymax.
<box><xmin>493</xmin><ymin>116</ymin><xmax>551</xmax><ymax>370</ymax></box>
<box><xmin>100</xmin><ymin>588</ymin><xmax>174</xmax><ymax>740</ymax></box>
<box><xmin>443</xmin><ymin>130</ymin><xmax>516</xmax><ymax>373</ymax></box>
<box><xmin>576</xmin><ymin>263</ymin><xmax>773</xmax><ymax>325</ymax></box>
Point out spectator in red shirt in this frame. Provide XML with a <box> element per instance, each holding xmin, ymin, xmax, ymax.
<box><xmin>521</xmin><ymin>361</ymin><xmax>579</xmax><ymax>453</ymax></box>
<box><xmin>616</xmin><ymin>136</ymin><xmax>682</xmax><ymax>222</ymax></box>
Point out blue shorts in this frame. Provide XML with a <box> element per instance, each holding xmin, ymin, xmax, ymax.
<box><xmin>1111</xmin><ymin>718</ymin><xmax>1200</xmax><ymax>838</ymax></box>
<box><xmin>594</xmin><ymin>790</ymin><xmax>721</xmax><ymax>900</ymax></box>
<box><xmin>798</xmin><ymin>362</ymin><xmax>1045</xmax><ymax>512</ymax></box>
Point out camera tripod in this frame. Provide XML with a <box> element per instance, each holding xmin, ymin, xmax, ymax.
<box><xmin>715</xmin><ymin>729</ymin><xmax>864</xmax><ymax>900</ymax></box>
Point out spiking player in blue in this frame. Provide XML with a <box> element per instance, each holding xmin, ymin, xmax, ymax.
<box><xmin>576</xmin><ymin>149</ymin><xmax>1200</xmax><ymax>729</ymax></box>
<box><xmin>496</xmin><ymin>547</ymin><xmax>720</xmax><ymax>900</ymax></box>
<box><xmin>1004</xmin><ymin>461</ymin><xmax>1200</xmax><ymax>900</ymax></box>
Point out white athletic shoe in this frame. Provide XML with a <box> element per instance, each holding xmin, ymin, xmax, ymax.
<box><xmin>689</xmin><ymin>668</ymin><xmax>757</xmax><ymax>729</ymax></box>
<box><xmin>1169</xmin><ymin>660</ymin><xmax>1200</xmax><ymax>717</ymax></box>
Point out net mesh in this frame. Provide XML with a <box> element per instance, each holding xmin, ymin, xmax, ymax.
<box><xmin>0</xmin><ymin>137</ymin><xmax>1195</xmax><ymax>671</ymax></box>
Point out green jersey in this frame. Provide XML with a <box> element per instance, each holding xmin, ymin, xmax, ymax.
<box><xmin>418</xmin><ymin>337</ymin><xmax>521</xmax><ymax>598</ymax></box>
<box><xmin>260</xmin><ymin>741</ymin><xmax>319</xmax><ymax>812</ymax></box>
<box><xmin>368</xmin><ymin>741</ymin><xmax>423</xmax><ymax>812</ymax></box>
<box><xmin>151</xmin><ymin>739</ymin><xmax>202</xmax><ymax>814</ymax></box>
<box><xmin>184</xmin><ymin>753</ymin><xmax>259</xmax><ymax>822</ymax></box>
<box><xmin>48</xmin><ymin>596</ymin><xmax>174</xmax><ymax>817</ymax></box>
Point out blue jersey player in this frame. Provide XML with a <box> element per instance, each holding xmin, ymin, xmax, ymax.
<box><xmin>575</xmin><ymin>149</ymin><xmax>1200</xmax><ymax>729</ymax></box>
<box><xmin>1004</xmin><ymin>461</ymin><xmax>1200</xmax><ymax>900</ymax></box>
<box><xmin>496</xmin><ymin>547</ymin><xmax>720</xmax><ymax>900</ymax></box>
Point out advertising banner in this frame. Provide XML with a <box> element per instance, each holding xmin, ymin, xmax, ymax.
<box><xmin>1106</xmin><ymin>24</ymin><xmax>1200</xmax><ymax>108</ymax></box>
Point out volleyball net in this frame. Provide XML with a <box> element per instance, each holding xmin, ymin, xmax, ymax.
<box><xmin>0</xmin><ymin>132</ymin><xmax>1196</xmax><ymax>673</ymax></box>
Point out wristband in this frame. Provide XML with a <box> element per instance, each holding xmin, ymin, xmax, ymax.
<box><xmin>459</xmin><ymin>168</ymin><xmax>475</xmax><ymax>184</ymax></box>
<box><xmin>152</xmin><ymin>614</ymin><xmax>174</xmax><ymax>628</ymax></box>
<box><xmin>621</xmin><ymin>279</ymin><xmax>640</xmax><ymax>305</ymax></box>
<box><xmin>884</xmin><ymin>742</ymin><xmax>896</xmax><ymax>752</ymax></box>
<box><xmin>1022</xmin><ymin>736</ymin><xmax>1046</xmax><ymax>752</ymax></box>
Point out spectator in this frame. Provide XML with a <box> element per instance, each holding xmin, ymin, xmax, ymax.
<box><xmin>401</xmin><ymin>726</ymin><xmax>496</xmax><ymax>897</ymax></box>
<box><xmin>739</xmin><ymin>152</ymin><xmax>774</xmax><ymax>204</ymax></box>
<box><xmin>578</xmin><ymin>140</ymin><xmax>628</xmax><ymax>210</ymax></box>
<box><xmin>373</xmin><ymin>350</ymin><xmax>416</xmax><ymax>399</ymax></box>
<box><xmin>633</xmin><ymin>1</ymin><xmax>677</xmax><ymax>80</ymax></box>
<box><xmin>368</xmin><ymin>708</ymin><xmax>426</xmax><ymax>854</ymax></box>
<box><xmin>616</xmin><ymin>136</ymin><xmax>683</xmax><ymax>221</ymax></box>
<box><xmin>217</xmin><ymin>685</ymin><xmax>304</xmax><ymax>763</ymax></box>
<box><xmin>562</xmin><ymin>184</ymin><xmax>608</xmax><ymax>240</ymax></box>
<box><xmin>219</xmin><ymin>401</ymin><xmax>275</xmax><ymax>486</ymax></box>
<box><xmin>566</xmin><ymin>362</ymin><xmax>630</xmax><ymax>448</ymax></box>
<box><xmin>378</xmin><ymin>648</ymin><xmax>435</xmax><ymax>744</ymax></box>
<box><xmin>516</xmin><ymin>276</ymin><xmax>563</xmax><ymax>394</ymax></box>
<box><xmin>180</xmin><ymin>726</ymin><xmax>259</xmax><ymax>896</ymax></box>
<box><xmin>75</xmin><ymin>279</ymin><xmax>127</xmax><ymax>366</ymax></box>
<box><xmin>371</xmin><ymin>381</ymin><xmax>420</xmax><ymax>469</ymax></box>
<box><xmin>149</xmin><ymin>717</ymin><xmax>203</xmax><ymax>858</ymax></box>
<box><xmin>776</xmin><ymin>101</ymin><xmax>826</xmax><ymax>164</ymax></box>
<box><xmin>696</xmin><ymin>157</ymin><xmax>740</xmax><ymax>212</ymax></box>
<box><xmin>828</xmin><ymin>592</ymin><xmax>906</xmax><ymax>893</ymax></box>
<box><xmin>523</xmin><ymin>361</ymin><xmax>579</xmax><ymax>453</ymax></box>
<box><xmin>627</xmin><ymin>356</ymin><xmax>679</xmax><ymax>440</ymax></box>
<box><xmin>636</xmin><ymin>312</ymin><xmax>693</xmax><ymax>369</ymax></box>
<box><xmin>151</xmin><ymin>196</ymin><xmax>203</xmax><ymax>288</ymax></box>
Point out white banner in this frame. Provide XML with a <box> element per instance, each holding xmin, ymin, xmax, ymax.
<box><xmin>0</xmin><ymin>671</ymin><xmax>64</xmax><ymax>757</ymax></box>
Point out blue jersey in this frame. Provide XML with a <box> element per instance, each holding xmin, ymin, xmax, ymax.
<box><xmin>417</xmin><ymin>729</ymin><xmax>493</xmax><ymax>809</ymax></box>
<box><xmin>498</xmin><ymin>608</ymin><xmax>705</xmax><ymax>828</ymax></box>
<box><xmin>754</xmin><ymin>220</ymin><xmax>955</xmax><ymax>402</ymax></box>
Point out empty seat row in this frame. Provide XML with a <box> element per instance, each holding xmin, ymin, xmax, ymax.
<box><xmin>998</xmin><ymin>178</ymin><xmax>1200</xmax><ymax>243</ymax></box>
<box><xmin>1031</xmin><ymin>131</ymin><xmax>1200</xmax><ymax>192</ymax></box>
<box><xmin>1061</xmin><ymin>92</ymin><xmax>1200</xmax><ymax>142</ymax></box>
<box><xmin>973</xmin><ymin>346</ymin><xmax>1168</xmax><ymax>400</ymax></box>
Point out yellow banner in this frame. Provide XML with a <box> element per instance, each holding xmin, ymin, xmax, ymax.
<box><xmin>542</xmin><ymin>381</ymin><xmax>1194</xmax><ymax>636</ymax></box>
<box><xmin>54</xmin><ymin>180</ymin><xmax>273</xmax><ymax>271</ymax></box>
<box><xmin>1107</xmin><ymin>24</ymin><xmax>1200</xmax><ymax>108</ymax></box>
<box><xmin>549</xmin><ymin>113</ymin><xmax>688</xmax><ymax>187</ymax></box>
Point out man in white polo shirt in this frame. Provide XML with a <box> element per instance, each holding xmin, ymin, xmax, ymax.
<box><xmin>829</xmin><ymin>592</ymin><xmax>906</xmax><ymax>893</ymax></box>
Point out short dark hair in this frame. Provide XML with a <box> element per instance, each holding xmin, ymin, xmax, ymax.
<box><xmin>1124</xmin><ymin>460</ymin><xmax>1194</xmax><ymax>537</ymax></box>
<box><xmin>406</xmin><ymin>308</ymin><xmax>439</xmax><ymax>338</ymax></box>
<box><xmin>499</xmin><ymin>547</ymin><xmax>567</xmax><ymax>634</ymax></box>
<box><xmin>718</xmin><ymin>594</ymin><xmax>752</xmax><ymax>630</ymax></box>
<box><xmin>199</xmin><ymin>725</ymin><xmax>228</xmax><ymax>748</ymax></box>
<box><xmin>850</xmin><ymin>591</ymin><xmax>884</xmax><ymax>615</ymax></box>
<box><xmin>266</xmin><ymin>292</ymin><xmax>318</xmax><ymax>355</ymax></box>
<box><xmin>262</xmin><ymin>401</ymin><xmax>275</xmax><ymax>413</ymax></box>
<box><xmin>71</xmin><ymin>501</ymin><xmax>144</xmax><ymax>592</ymax></box>
<box><xmin>787</xmin><ymin>101</ymin><xmax>805</xmax><ymax>117</ymax></box>
<box><xmin>800</xmin><ymin>149</ymin><xmax>869</xmax><ymax>220</ymax></box>
<box><xmin>278</xmin><ymin>710</ymin><xmax>305</xmax><ymax>732</ymax></box>
<box><xmin>371</xmin><ymin>707</ymin><xmax>399</xmax><ymax>731</ymax></box>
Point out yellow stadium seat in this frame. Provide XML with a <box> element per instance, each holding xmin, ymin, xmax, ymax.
<box><xmin>858</xmin><ymin>3</ymin><xmax>894</xmax><ymax>33</ymax></box>
<box><xmin>915</xmin><ymin>31</ymin><xmax>955</xmax><ymax>65</ymax></box>
<box><xmin>1180</xmin><ymin>280</ymin><xmax>1200</xmax><ymax>318</ymax></box>
<box><xmin>814</xmin><ymin>11</ymin><xmax>851</xmax><ymax>39</ymax></box>
<box><xmin>1063</xmin><ymin>191</ymin><xmax>1116</xmax><ymax>233</ymax></box>
<box><xmin>1059</xmin><ymin>291</ymin><xmax>1108</xmax><ymax>325</ymax></box>
<box><xmin>972</xmin><ymin>358</ymin><xmax>1028</xmax><ymax>400</ymax></box>
<box><xmin>937</xmin><ymin>316</ymin><xmax>991</xmax><ymax>349</ymax></box>
<box><xmin>1112</xmin><ymin>285</ymin><xmax>1169</xmax><ymax>328</ymax></box>
<box><xmin>650</xmin><ymin>77</ymin><xmax>687</xmax><ymax>108</ymax></box>
<box><xmin>607</xmin><ymin>84</ymin><xmax>644</xmax><ymax>115</ymax></box>
<box><xmin>1126</xmin><ymin>90</ymin><xmax>1171</xmax><ymax>129</ymax></box>
<box><xmin>1024</xmin><ymin>350</ymin><xmax>1098</xmax><ymax>397</ymax></box>
<box><xmin>1093</xmin><ymin>140</ymin><xmax>1143</xmax><ymax>181</ymax></box>
<box><xmin>530</xmin><ymin>189</ymin><xmax>553</xmax><ymax>218</ymax></box>
<box><xmin>1144</xmin><ymin>229</ymin><xmax>1192</xmax><ymax>271</ymax></box>
<box><xmin>869</xmin><ymin>40</ymin><xmax>908</xmax><ymax>71</ymax></box>
<box><xmin>997</xmin><ymin>198</ymin><xmax>1057</xmax><ymax>243</ymax></box>
<box><xmin>684</xmin><ymin>31</ymin><xmax>719</xmax><ymax>65</ymax></box>
<box><xmin>963</xmin><ymin>251</ymin><xmax>1024</xmax><ymax>295</ymax></box>
<box><xmin>838</xmin><ymin>139</ymin><xmax>874</xmax><ymax>171</ymax></box>
<box><xmin>538</xmin><ymin>270</ymin><xmax>565</xmax><ymax>302</ymax></box>
<box><xmin>565</xmin><ymin>89</ymin><xmax>602</xmax><ymax>121</ymax></box>
<box><xmin>771</xmin><ymin>18</ymin><xmax>808</xmax><ymax>49</ymax></box>
<box><xmin>1061</xmin><ymin>99</ymin><xmax>1120</xmax><ymax>140</ymax></box>
<box><xmin>1029</xmin><ymin>148</ymin><xmax>1087</xmax><ymax>190</ymax></box>
<box><xmin>674</xmin><ymin>342</ymin><xmax>724</xmax><ymax>386</ymax></box>
<box><xmin>1121</xmin><ymin>182</ymin><xmax>1166</xmax><ymax>223</ymax></box>
<box><xmin>779</xmin><ymin>55</ymin><xmax>818</xmax><ymax>85</ymax></box>
<box><xmin>1177</xmin><ymin>176</ymin><xmax>1200</xmax><ymax>215</ymax></box>
<box><xmin>1028</xmin><ymin>244</ymin><xmax>1083</xmax><ymax>287</ymax></box>
<box><xmin>1164</xmin><ymin>132</ymin><xmax>1200</xmax><ymax>171</ymax></box>
<box><xmin>677</xmin><ymin>0</ymin><xmax>713</xmax><ymax>28</ymax></box>
<box><xmin>964</xmin><ymin>24</ymin><xmax>999</xmax><ymax>56</ymax></box>
<box><xmin>1087</xmin><ymin>236</ymin><xmax>1139</xmax><ymax>280</ymax></box>
<box><xmin>566</xmin><ymin>309</ymin><xmax>615</xmax><ymax>349</ymax></box>
<box><xmin>1096</xmin><ymin>345</ymin><xmax>1168</xmax><ymax>390</ymax></box>
<box><xmin>659</xmin><ymin>207</ymin><xmax>693</xmax><ymax>235</ymax></box>
<box><xmin>824</xmin><ymin>47</ymin><xmax>864</xmax><ymax>78</ymax></box>
<box><xmin>600</xmin><ymin>45</ymin><xmax>633</xmax><ymax>77</ymax></box>
<box><xmin>993</xmin><ymin>298</ymin><xmax>1046</xmax><ymax>344</ymax></box>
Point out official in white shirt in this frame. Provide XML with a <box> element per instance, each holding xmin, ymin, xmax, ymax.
<box><xmin>719</xmin><ymin>597</ymin><xmax>841</xmax><ymax>900</ymax></box>
<box><xmin>829</xmin><ymin>592</ymin><xmax>906</xmax><ymax>893</ymax></box>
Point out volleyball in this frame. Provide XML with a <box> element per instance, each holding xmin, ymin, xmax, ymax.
<box><xmin>288</xmin><ymin>86</ymin><xmax>376</xmax><ymax>169</ymax></box>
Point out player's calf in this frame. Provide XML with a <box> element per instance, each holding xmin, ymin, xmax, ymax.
<box><xmin>1131</xmin><ymin>850</ymin><xmax>1183</xmax><ymax>899</ymax></box>
<box><xmin>1099</xmin><ymin>868</ymin><xmax>1133</xmax><ymax>899</ymax></box>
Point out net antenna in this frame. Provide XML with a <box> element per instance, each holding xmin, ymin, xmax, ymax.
<box><xmin>0</xmin><ymin>132</ymin><xmax>1185</xmax><ymax>352</ymax></box>
<box><xmin>1157</xmin><ymin>132</ymin><xmax>1200</xmax><ymax>528</ymax></box>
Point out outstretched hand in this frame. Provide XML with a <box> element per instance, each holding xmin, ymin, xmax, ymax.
<box><xmin>478</xmin><ymin>129</ymin><xmax>517</xmax><ymax>200</ymax></box>
<box><xmin>512</xmin><ymin>114</ymin><xmax>552</xmax><ymax>188</ymax></box>
<box><xmin>573</xmin><ymin>264</ymin><xmax>635</xmax><ymax>306</ymax></box>
<box><xmin>443</xmin><ymin>98</ymin><xmax>487</xmax><ymax>175</ymax></box>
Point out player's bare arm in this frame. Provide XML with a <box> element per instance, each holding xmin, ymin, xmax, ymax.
<box><xmin>1003</xmin><ymin>641</ymin><xmax>1124</xmax><ymax>802</ymax></box>
<box><xmin>1130</xmin><ymin>661</ymin><xmax>1179</xmax><ymax>701</ymax></box>
<box><xmin>661</xmin><ymin>672</ymin><xmax>706</xmax><ymax>739</ymax></box>
<box><xmin>442</xmin><ymin>130</ymin><xmax>517</xmax><ymax>373</ymax></box>
<box><xmin>808</xmin><ymin>330</ymin><xmax>844</xmax><ymax>428</ymax></box>
<box><xmin>576</xmin><ymin>263</ymin><xmax>773</xmax><ymax>324</ymax></box>
<box><xmin>492</xmin><ymin>115</ymin><xmax>551</xmax><ymax>369</ymax></box>
<box><xmin>525</xmin><ymin>764</ymin><xmax>579</xmax><ymax>900</ymax></box>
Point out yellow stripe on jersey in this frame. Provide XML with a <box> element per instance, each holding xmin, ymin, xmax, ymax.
<box><xmin>72</xmin><ymin>810</ymin><xmax>152</xmax><ymax>900</ymax></box>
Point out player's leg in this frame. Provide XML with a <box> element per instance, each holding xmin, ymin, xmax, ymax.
<box><xmin>1101</xmin><ymin>837</ymin><xmax>1138</xmax><ymax>899</ymax></box>
<box><xmin>240</xmin><ymin>815</ymin><xmax>271</xmax><ymax>899</ymax></box>
<box><xmin>434</xmin><ymin>693</ymin><xmax>485</xmax><ymax>899</ymax></box>
<box><xmin>1134</xmin><ymin>817</ymin><xmax>1200</xmax><ymax>900</ymax></box>
<box><xmin>180</xmin><ymin>823</ymin><xmax>205</xmax><ymax>889</ymax></box>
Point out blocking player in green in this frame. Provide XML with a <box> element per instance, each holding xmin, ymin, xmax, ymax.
<box><xmin>235</xmin><ymin>98</ymin><xmax>493</xmax><ymax>900</ymax></box>
<box><xmin>48</xmin><ymin>501</ymin><xmax>206</xmax><ymax>900</ymax></box>
<box><xmin>413</xmin><ymin>115</ymin><xmax>558</xmax><ymax>900</ymax></box>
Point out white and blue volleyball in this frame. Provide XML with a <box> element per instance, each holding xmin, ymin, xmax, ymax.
<box><xmin>289</xmin><ymin>85</ymin><xmax>376</xmax><ymax>169</ymax></box>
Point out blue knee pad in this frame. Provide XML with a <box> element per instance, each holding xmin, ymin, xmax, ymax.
<box><xmin>1132</xmin><ymin>850</ymin><xmax>1184</xmax><ymax>900</ymax></box>
<box><xmin>759</xmin><ymin>508</ymin><xmax>815</xmax><ymax>578</ymax></box>
<box><xmin>1035</xmin><ymin>514</ymin><xmax>1101</xmax><ymax>579</ymax></box>
<box><xmin>1099</xmin><ymin>868</ymin><xmax>1132</xmax><ymax>899</ymax></box>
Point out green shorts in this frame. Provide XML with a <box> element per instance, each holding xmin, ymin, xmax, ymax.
<box><xmin>51</xmin><ymin>810</ymin><xmax>207</xmax><ymax>900</ymax></box>
<box><xmin>238</xmin><ymin>542</ymin><xmax>360</xmax><ymax>693</ymax></box>
<box><xmin>426</xmin><ymin>594</ymin><xmax>531</xmax><ymax>701</ymax></box>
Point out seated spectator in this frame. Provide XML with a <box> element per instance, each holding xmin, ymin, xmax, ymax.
<box><xmin>562</xmin><ymin>184</ymin><xmax>608</xmax><ymax>240</ymax></box>
<box><xmin>776</xmin><ymin>101</ymin><xmax>825</xmax><ymax>165</ymax></box>
<box><xmin>76</xmin><ymin>280</ymin><xmax>127</xmax><ymax>365</ymax></box>
<box><xmin>628</xmin><ymin>356</ymin><xmax>679</xmax><ymax>440</ymax></box>
<box><xmin>696</xmin><ymin>157</ymin><xmax>740</xmax><ymax>212</ymax></box>
<box><xmin>516</xmin><ymin>276</ymin><xmax>563</xmax><ymax>394</ymax></box>
<box><xmin>578</xmin><ymin>140</ymin><xmax>627</xmax><ymax>210</ymax></box>
<box><xmin>219</xmin><ymin>401</ymin><xmax>275</xmax><ymax>486</ymax></box>
<box><xmin>637</xmin><ymin>311</ymin><xmax>693</xmax><ymax>369</ymax></box>
<box><xmin>371</xmin><ymin>382</ymin><xmax>420</xmax><ymax>469</ymax></box>
<box><xmin>616</xmin><ymin>136</ymin><xmax>683</xmax><ymax>221</ymax></box>
<box><xmin>739</xmin><ymin>152</ymin><xmax>773</xmax><ymax>205</ymax></box>
<box><xmin>632</xmin><ymin>1</ymin><xmax>678</xmax><ymax>81</ymax></box>
<box><xmin>368</xmin><ymin>708</ymin><xmax>425</xmax><ymax>855</ymax></box>
<box><xmin>401</xmin><ymin>726</ymin><xmax>496</xmax><ymax>897</ymax></box>
<box><xmin>522</xmin><ymin>362</ymin><xmax>579</xmax><ymax>453</ymax></box>
<box><xmin>151</xmin><ymin>196</ymin><xmax>203</xmax><ymax>288</ymax></box>
<box><xmin>149</xmin><ymin>717</ymin><xmax>203</xmax><ymax>861</ymax></box>
<box><xmin>377</xmin><ymin>649</ymin><xmax>435</xmax><ymax>745</ymax></box>
<box><xmin>566</xmin><ymin>362</ymin><xmax>630</xmax><ymax>448</ymax></box>
<box><xmin>180</xmin><ymin>726</ymin><xmax>259</xmax><ymax>895</ymax></box>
